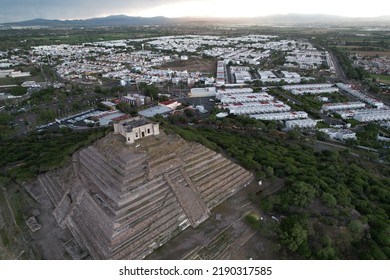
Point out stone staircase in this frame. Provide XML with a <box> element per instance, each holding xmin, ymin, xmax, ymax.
<box><xmin>38</xmin><ymin>173</ymin><xmax>64</xmax><ymax>205</ymax></box>
<box><xmin>165</xmin><ymin>168</ymin><xmax>210</xmax><ymax>228</ymax></box>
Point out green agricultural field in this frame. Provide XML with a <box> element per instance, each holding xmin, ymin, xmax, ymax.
<box><xmin>372</xmin><ymin>74</ymin><xmax>390</xmax><ymax>84</ymax></box>
<box><xmin>0</xmin><ymin>74</ymin><xmax>45</xmax><ymax>86</ymax></box>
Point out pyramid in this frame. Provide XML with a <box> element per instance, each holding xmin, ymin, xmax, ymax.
<box><xmin>38</xmin><ymin>130</ymin><xmax>254</xmax><ymax>259</ymax></box>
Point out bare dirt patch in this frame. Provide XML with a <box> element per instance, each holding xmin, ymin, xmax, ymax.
<box><xmin>354</xmin><ymin>51</ymin><xmax>390</xmax><ymax>57</ymax></box>
<box><xmin>157</xmin><ymin>57</ymin><xmax>217</xmax><ymax>74</ymax></box>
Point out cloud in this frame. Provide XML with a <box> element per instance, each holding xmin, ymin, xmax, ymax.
<box><xmin>0</xmin><ymin>0</ymin><xmax>182</xmax><ymax>23</ymax></box>
<box><xmin>0</xmin><ymin>0</ymin><xmax>388</xmax><ymax>24</ymax></box>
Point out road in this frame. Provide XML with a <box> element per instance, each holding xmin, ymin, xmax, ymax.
<box><xmin>329</xmin><ymin>50</ymin><xmax>348</xmax><ymax>82</ymax></box>
<box><xmin>276</xmin><ymin>90</ymin><xmax>304</xmax><ymax>106</ymax></box>
<box><xmin>314</xmin><ymin>140</ymin><xmax>363</xmax><ymax>158</ymax></box>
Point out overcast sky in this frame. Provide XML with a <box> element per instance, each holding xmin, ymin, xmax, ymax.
<box><xmin>0</xmin><ymin>0</ymin><xmax>389</xmax><ymax>23</ymax></box>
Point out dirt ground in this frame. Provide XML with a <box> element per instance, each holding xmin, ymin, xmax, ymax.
<box><xmin>157</xmin><ymin>57</ymin><xmax>217</xmax><ymax>74</ymax></box>
<box><xmin>22</xmin><ymin>179</ymin><xmax>81</xmax><ymax>260</ymax></box>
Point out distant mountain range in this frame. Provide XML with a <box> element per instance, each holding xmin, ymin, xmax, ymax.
<box><xmin>0</xmin><ymin>15</ymin><xmax>175</xmax><ymax>27</ymax></box>
<box><xmin>1</xmin><ymin>14</ymin><xmax>390</xmax><ymax>27</ymax></box>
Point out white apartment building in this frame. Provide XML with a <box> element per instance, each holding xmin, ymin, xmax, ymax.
<box><xmin>282</xmin><ymin>84</ymin><xmax>338</xmax><ymax>95</ymax></box>
<box><xmin>0</xmin><ymin>70</ymin><xmax>31</xmax><ymax>78</ymax></box>
<box><xmin>216</xmin><ymin>60</ymin><xmax>226</xmax><ymax>86</ymax></box>
<box><xmin>285</xmin><ymin>119</ymin><xmax>318</xmax><ymax>129</ymax></box>
<box><xmin>217</xmin><ymin>88</ymin><xmax>253</xmax><ymax>95</ymax></box>
<box><xmin>285</xmin><ymin>50</ymin><xmax>330</xmax><ymax>69</ymax></box>
<box><xmin>234</xmin><ymin>71</ymin><xmax>252</xmax><ymax>84</ymax></box>
<box><xmin>190</xmin><ymin>87</ymin><xmax>217</xmax><ymax>97</ymax></box>
<box><xmin>250</xmin><ymin>111</ymin><xmax>308</xmax><ymax>121</ymax></box>
<box><xmin>322</xmin><ymin>102</ymin><xmax>366</xmax><ymax>112</ymax></box>
<box><xmin>377</xmin><ymin>134</ymin><xmax>390</xmax><ymax>142</ymax></box>
<box><xmin>258</xmin><ymin>71</ymin><xmax>277</xmax><ymax>80</ymax></box>
<box><xmin>228</xmin><ymin>104</ymin><xmax>291</xmax><ymax>115</ymax></box>
<box><xmin>319</xmin><ymin>128</ymin><xmax>357</xmax><ymax>141</ymax></box>
<box><xmin>336</xmin><ymin>110</ymin><xmax>356</xmax><ymax>119</ymax></box>
<box><xmin>281</xmin><ymin>71</ymin><xmax>301</xmax><ymax>79</ymax></box>
<box><xmin>121</xmin><ymin>94</ymin><xmax>151</xmax><ymax>107</ymax></box>
<box><xmin>219</xmin><ymin>93</ymin><xmax>274</xmax><ymax>104</ymax></box>
<box><xmin>336</xmin><ymin>83</ymin><xmax>384</xmax><ymax>108</ymax></box>
<box><xmin>354</xmin><ymin>109</ymin><xmax>390</xmax><ymax>122</ymax></box>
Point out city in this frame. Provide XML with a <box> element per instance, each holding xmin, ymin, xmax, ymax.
<box><xmin>0</xmin><ymin>4</ymin><xmax>389</xmax><ymax>266</ymax></box>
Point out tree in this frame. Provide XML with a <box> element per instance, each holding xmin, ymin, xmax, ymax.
<box><xmin>252</xmin><ymin>80</ymin><xmax>263</xmax><ymax>88</ymax></box>
<box><xmin>349</xmin><ymin>220</ymin><xmax>365</xmax><ymax>241</ymax></box>
<box><xmin>321</xmin><ymin>192</ymin><xmax>337</xmax><ymax>207</ymax></box>
<box><xmin>38</xmin><ymin>109</ymin><xmax>56</xmax><ymax>124</ymax></box>
<box><xmin>261</xmin><ymin>197</ymin><xmax>274</xmax><ymax>212</ymax></box>
<box><xmin>315</xmin><ymin>130</ymin><xmax>329</xmax><ymax>141</ymax></box>
<box><xmin>317</xmin><ymin>246</ymin><xmax>338</xmax><ymax>259</ymax></box>
<box><xmin>264</xmin><ymin>166</ymin><xmax>274</xmax><ymax>177</ymax></box>
<box><xmin>287</xmin><ymin>128</ymin><xmax>301</xmax><ymax>140</ymax></box>
<box><xmin>0</xmin><ymin>113</ymin><xmax>12</xmax><ymax>126</ymax></box>
<box><xmin>184</xmin><ymin>109</ymin><xmax>196</xmax><ymax>118</ymax></box>
<box><xmin>9</xmin><ymin>86</ymin><xmax>27</xmax><ymax>96</ymax></box>
<box><xmin>110</xmin><ymin>85</ymin><xmax>125</xmax><ymax>94</ymax></box>
<box><xmin>280</xmin><ymin>223</ymin><xmax>308</xmax><ymax>252</ymax></box>
<box><xmin>369</xmin><ymin>83</ymin><xmax>380</xmax><ymax>94</ymax></box>
<box><xmin>97</xmin><ymin>102</ymin><xmax>111</xmax><ymax>111</ymax></box>
<box><xmin>117</xmin><ymin>102</ymin><xmax>137</xmax><ymax>115</ymax></box>
<box><xmin>94</xmin><ymin>86</ymin><xmax>102</xmax><ymax>94</ymax></box>
<box><xmin>283</xmin><ymin>181</ymin><xmax>316</xmax><ymax>208</ymax></box>
<box><xmin>140</xmin><ymin>84</ymin><xmax>158</xmax><ymax>101</ymax></box>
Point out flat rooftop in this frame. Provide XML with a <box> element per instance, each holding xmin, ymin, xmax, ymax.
<box><xmin>99</xmin><ymin>112</ymin><xmax>127</xmax><ymax>126</ymax></box>
<box><xmin>138</xmin><ymin>105</ymin><xmax>172</xmax><ymax>118</ymax></box>
<box><xmin>121</xmin><ymin>118</ymin><xmax>150</xmax><ymax>132</ymax></box>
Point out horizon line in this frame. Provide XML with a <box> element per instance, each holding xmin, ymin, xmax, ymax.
<box><xmin>2</xmin><ymin>13</ymin><xmax>390</xmax><ymax>24</ymax></box>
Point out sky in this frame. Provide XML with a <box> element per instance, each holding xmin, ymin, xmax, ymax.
<box><xmin>0</xmin><ymin>0</ymin><xmax>389</xmax><ymax>23</ymax></box>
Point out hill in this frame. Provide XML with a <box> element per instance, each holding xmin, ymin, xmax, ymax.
<box><xmin>2</xmin><ymin>14</ymin><xmax>390</xmax><ymax>27</ymax></box>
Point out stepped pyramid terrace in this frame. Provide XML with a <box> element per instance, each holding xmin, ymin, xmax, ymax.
<box><xmin>38</xmin><ymin>119</ymin><xmax>254</xmax><ymax>259</ymax></box>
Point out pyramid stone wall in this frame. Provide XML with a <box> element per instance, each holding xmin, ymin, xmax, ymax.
<box><xmin>38</xmin><ymin>131</ymin><xmax>254</xmax><ymax>259</ymax></box>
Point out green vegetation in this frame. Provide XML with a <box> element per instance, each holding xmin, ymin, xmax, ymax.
<box><xmin>161</xmin><ymin>115</ymin><xmax>390</xmax><ymax>259</ymax></box>
<box><xmin>0</xmin><ymin>127</ymin><xmax>111</xmax><ymax>181</ymax></box>
<box><xmin>245</xmin><ymin>213</ymin><xmax>262</xmax><ymax>230</ymax></box>
<box><xmin>8</xmin><ymin>86</ymin><xmax>27</xmax><ymax>96</ymax></box>
<box><xmin>372</xmin><ymin>74</ymin><xmax>390</xmax><ymax>85</ymax></box>
<box><xmin>138</xmin><ymin>83</ymin><xmax>159</xmax><ymax>100</ymax></box>
<box><xmin>269</xmin><ymin>50</ymin><xmax>286</xmax><ymax>66</ymax></box>
<box><xmin>331</xmin><ymin>47</ymin><xmax>370</xmax><ymax>80</ymax></box>
<box><xmin>116</xmin><ymin>102</ymin><xmax>138</xmax><ymax>115</ymax></box>
<box><xmin>0</xmin><ymin>112</ymin><xmax>15</xmax><ymax>138</ymax></box>
<box><xmin>0</xmin><ymin>228</ymin><xmax>10</xmax><ymax>246</ymax></box>
<box><xmin>0</xmin><ymin>28</ymin><xmax>151</xmax><ymax>50</ymax></box>
<box><xmin>0</xmin><ymin>68</ymin><xmax>44</xmax><ymax>87</ymax></box>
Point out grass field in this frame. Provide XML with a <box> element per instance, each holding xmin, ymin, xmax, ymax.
<box><xmin>337</xmin><ymin>45</ymin><xmax>390</xmax><ymax>57</ymax></box>
<box><xmin>372</xmin><ymin>74</ymin><xmax>390</xmax><ymax>84</ymax></box>
<box><xmin>0</xmin><ymin>74</ymin><xmax>45</xmax><ymax>86</ymax></box>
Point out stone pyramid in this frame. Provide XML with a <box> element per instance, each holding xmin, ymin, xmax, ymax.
<box><xmin>38</xmin><ymin>131</ymin><xmax>254</xmax><ymax>259</ymax></box>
